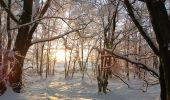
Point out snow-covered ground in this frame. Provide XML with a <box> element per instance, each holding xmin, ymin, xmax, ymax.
<box><xmin>0</xmin><ymin>71</ymin><xmax>160</xmax><ymax>100</ymax></box>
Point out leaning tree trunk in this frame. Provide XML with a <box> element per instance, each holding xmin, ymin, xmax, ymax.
<box><xmin>8</xmin><ymin>23</ymin><xmax>31</xmax><ymax>92</ymax></box>
<box><xmin>9</xmin><ymin>0</ymin><xmax>33</xmax><ymax>93</ymax></box>
<box><xmin>8</xmin><ymin>0</ymin><xmax>51</xmax><ymax>92</ymax></box>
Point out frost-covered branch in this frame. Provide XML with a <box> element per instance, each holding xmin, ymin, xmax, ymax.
<box><xmin>0</xmin><ymin>0</ymin><xmax>19</xmax><ymax>23</ymax></box>
<box><xmin>30</xmin><ymin>28</ymin><xmax>85</xmax><ymax>45</ymax></box>
<box><xmin>62</xmin><ymin>37</ymin><xmax>72</xmax><ymax>50</ymax></box>
<box><xmin>10</xmin><ymin>16</ymin><xmax>79</xmax><ymax>30</ymax></box>
<box><xmin>93</xmin><ymin>47</ymin><xmax>159</xmax><ymax>78</ymax></box>
<box><xmin>124</xmin><ymin>0</ymin><xmax>159</xmax><ymax>56</ymax></box>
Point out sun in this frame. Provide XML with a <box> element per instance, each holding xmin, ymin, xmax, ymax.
<box><xmin>55</xmin><ymin>49</ymin><xmax>65</xmax><ymax>62</ymax></box>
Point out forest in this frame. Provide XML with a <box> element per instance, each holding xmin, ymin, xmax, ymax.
<box><xmin>0</xmin><ymin>0</ymin><xmax>170</xmax><ymax>100</ymax></box>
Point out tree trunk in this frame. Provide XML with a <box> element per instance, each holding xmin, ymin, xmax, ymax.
<box><xmin>71</xmin><ymin>60</ymin><xmax>76</xmax><ymax>78</ymax></box>
<box><xmin>0</xmin><ymin>47</ymin><xmax>6</xmax><ymax>96</ymax></box>
<box><xmin>159</xmin><ymin>64</ymin><xmax>166</xmax><ymax>100</ymax></box>
<box><xmin>125</xmin><ymin>35</ymin><xmax>130</xmax><ymax>80</ymax></box>
<box><xmin>160</xmin><ymin>46</ymin><xmax>170</xmax><ymax>100</ymax></box>
<box><xmin>9</xmin><ymin>0</ymin><xmax>33</xmax><ymax>93</ymax></box>
<box><xmin>64</xmin><ymin>46</ymin><xmax>68</xmax><ymax>78</ymax></box>
<box><xmin>35</xmin><ymin>34</ymin><xmax>39</xmax><ymax>74</ymax></box>
<box><xmin>39</xmin><ymin>44</ymin><xmax>45</xmax><ymax>76</ymax></box>
<box><xmin>145</xmin><ymin>1</ymin><xmax>170</xmax><ymax>99</ymax></box>
<box><xmin>9</xmin><ymin>50</ymin><xmax>28</xmax><ymax>92</ymax></box>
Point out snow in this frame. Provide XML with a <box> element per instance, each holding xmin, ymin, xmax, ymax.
<box><xmin>0</xmin><ymin>71</ymin><xmax>160</xmax><ymax>100</ymax></box>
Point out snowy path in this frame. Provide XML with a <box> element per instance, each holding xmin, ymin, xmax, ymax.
<box><xmin>0</xmin><ymin>73</ymin><xmax>160</xmax><ymax>100</ymax></box>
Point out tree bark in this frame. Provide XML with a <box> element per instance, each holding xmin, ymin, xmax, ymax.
<box><xmin>8</xmin><ymin>0</ymin><xmax>51</xmax><ymax>92</ymax></box>
<box><xmin>9</xmin><ymin>0</ymin><xmax>33</xmax><ymax>92</ymax></box>
<box><xmin>145</xmin><ymin>1</ymin><xmax>170</xmax><ymax>99</ymax></box>
<box><xmin>0</xmin><ymin>46</ymin><xmax>6</xmax><ymax>96</ymax></box>
<box><xmin>159</xmin><ymin>64</ymin><xmax>166</xmax><ymax>100</ymax></box>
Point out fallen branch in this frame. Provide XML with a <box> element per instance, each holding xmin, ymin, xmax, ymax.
<box><xmin>112</xmin><ymin>72</ymin><xmax>151</xmax><ymax>92</ymax></box>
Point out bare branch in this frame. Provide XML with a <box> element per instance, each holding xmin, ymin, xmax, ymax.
<box><xmin>112</xmin><ymin>72</ymin><xmax>153</xmax><ymax>92</ymax></box>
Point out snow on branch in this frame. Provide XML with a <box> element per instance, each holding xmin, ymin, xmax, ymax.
<box><xmin>0</xmin><ymin>0</ymin><xmax>19</xmax><ymax>23</ymax></box>
<box><xmin>93</xmin><ymin>47</ymin><xmax>159</xmax><ymax>78</ymax></box>
<box><xmin>61</xmin><ymin>18</ymin><xmax>97</xmax><ymax>38</ymax></box>
<box><xmin>10</xmin><ymin>16</ymin><xmax>79</xmax><ymax>30</ymax></box>
<box><xmin>30</xmin><ymin>28</ymin><xmax>85</xmax><ymax>45</ymax></box>
<box><xmin>124</xmin><ymin>0</ymin><xmax>159</xmax><ymax>56</ymax></box>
